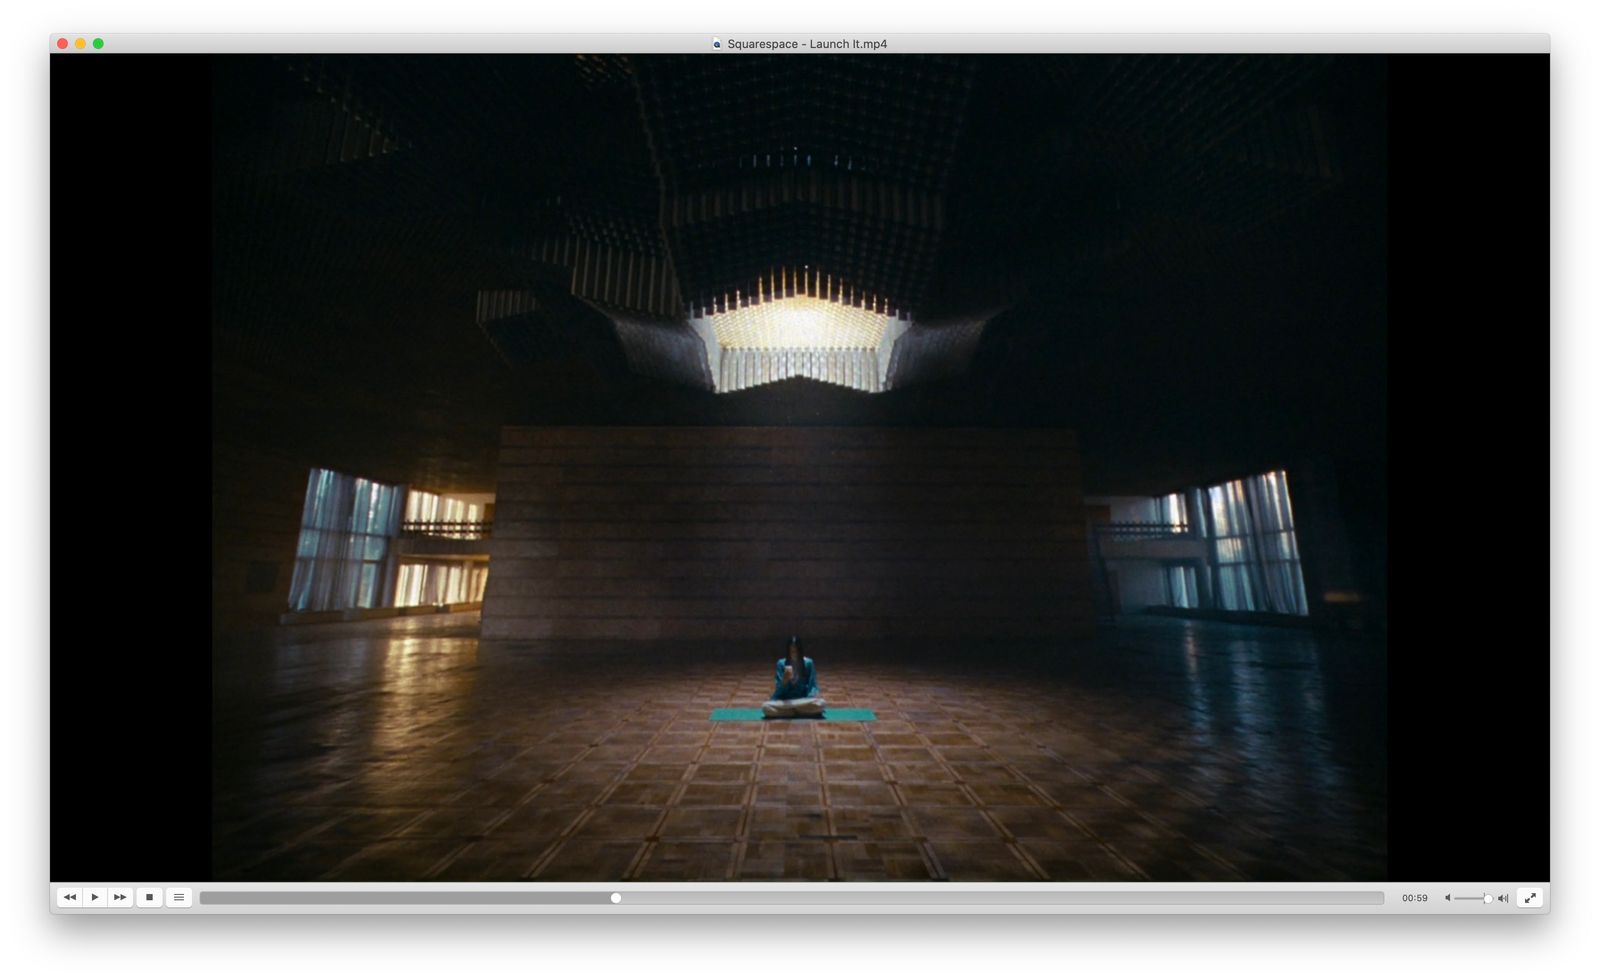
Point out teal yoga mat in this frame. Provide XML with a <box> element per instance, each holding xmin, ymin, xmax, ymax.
<box><xmin>709</xmin><ymin>707</ymin><xmax>877</xmax><ymax>722</ymax></box>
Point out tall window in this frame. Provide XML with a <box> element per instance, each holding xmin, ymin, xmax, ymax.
<box><xmin>1191</xmin><ymin>469</ymin><xmax>1309</xmax><ymax>615</ymax></box>
<box><xmin>287</xmin><ymin>468</ymin><xmax>403</xmax><ymax>611</ymax></box>
<box><xmin>396</xmin><ymin>561</ymin><xmax>489</xmax><ymax>606</ymax></box>
<box><xmin>1155</xmin><ymin>491</ymin><xmax>1188</xmax><ymax>528</ymax></box>
<box><xmin>1165</xmin><ymin>564</ymin><xmax>1200</xmax><ymax>609</ymax></box>
<box><xmin>404</xmin><ymin>489</ymin><xmax>485</xmax><ymax>538</ymax></box>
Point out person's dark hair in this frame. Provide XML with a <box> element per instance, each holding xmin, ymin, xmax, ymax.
<box><xmin>786</xmin><ymin>635</ymin><xmax>804</xmax><ymax>662</ymax></box>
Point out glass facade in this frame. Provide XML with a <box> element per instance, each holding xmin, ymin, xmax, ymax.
<box><xmin>288</xmin><ymin>468</ymin><xmax>404</xmax><ymax>611</ymax></box>
<box><xmin>286</xmin><ymin>476</ymin><xmax>494</xmax><ymax>613</ymax></box>
<box><xmin>1162</xmin><ymin>469</ymin><xmax>1309</xmax><ymax>616</ymax></box>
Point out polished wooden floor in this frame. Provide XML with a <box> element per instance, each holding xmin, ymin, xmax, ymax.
<box><xmin>213</xmin><ymin>614</ymin><xmax>1386</xmax><ymax>881</ymax></box>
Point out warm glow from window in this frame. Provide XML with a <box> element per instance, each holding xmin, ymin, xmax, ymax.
<box><xmin>405</xmin><ymin>489</ymin><xmax>485</xmax><ymax>537</ymax></box>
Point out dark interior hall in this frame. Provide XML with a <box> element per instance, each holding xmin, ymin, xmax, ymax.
<box><xmin>211</xmin><ymin>53</ymin><xmax>1388</xmax><ymax>881</ymax></box>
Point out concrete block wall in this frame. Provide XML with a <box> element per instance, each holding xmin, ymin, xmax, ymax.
<box><xmin>482</xmin><ymin>426</ymin><xmax>1093</xmax><ymax>640</ymax></box>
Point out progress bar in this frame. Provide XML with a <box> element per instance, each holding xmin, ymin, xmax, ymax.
<box><xmin>203</xmin><ymin>891</ymin><xmax>613</xmax><ymax>905</ymax></box>
<box><xmin>200</xmin><ymin>890</ymin><xmax>1383</xmax><ymax>906</ymax></box>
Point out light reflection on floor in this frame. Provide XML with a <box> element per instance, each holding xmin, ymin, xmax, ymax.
<box><xmin>213</xmin><ymin>614</ymin><xmax>1386</xmax><ymax>881</ymax></box>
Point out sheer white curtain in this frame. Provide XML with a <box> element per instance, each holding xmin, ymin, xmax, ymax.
<box><xmin>1156</xmin><ymin>492</ymin><xmax>1188</xmax><ymax>527</ymax></box>
<box><xmin>1191</xmin><ymin>470</ymin><xmax>1308</xmax><ymax>615</ymax></box>
<box><xmin>1165</xmin><ymin>565</ymin><xmax>1200</xmax><ymax>608</ymax></box>
<box><xmin>287</xmin><ymin>468</ymin><xmax>404</xmax><ymax>611</ymax></box>
<box><xmin>396</xmin><ymin>561</ymin><xmax>488</xmax><ymax>606</ymax></box>
<box><xmin>405</xmin><ymin>490</ymin><xmax>484</xmax><ymax>538</ymax></box>
<box><xmin>1243</xmin><ymin>470</ymin><xmax>1308</xmax><ymax>615</ymax></box>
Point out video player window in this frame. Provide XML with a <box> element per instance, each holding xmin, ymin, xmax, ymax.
<box><xmin>50</xmin><ymin>33</ymin><xmax>1550</xmax><ymax>914</ymax></box>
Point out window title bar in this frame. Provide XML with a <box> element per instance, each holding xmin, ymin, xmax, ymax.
<box><xmin>48</xmin><ymin>32</ymin><xmax>1550</xmax><ymax>54</ymax></box>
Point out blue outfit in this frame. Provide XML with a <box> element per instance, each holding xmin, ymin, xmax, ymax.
<box><xmin>773</xmin><ymin>657</ymin><xmax>818</xmax><ymax>700</ymax></box>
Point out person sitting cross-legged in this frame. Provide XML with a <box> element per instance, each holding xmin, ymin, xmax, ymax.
<box><xmin>762</xmin><ymin>635</ymin><xmax>825</xmax><ymax>718</ymax></box>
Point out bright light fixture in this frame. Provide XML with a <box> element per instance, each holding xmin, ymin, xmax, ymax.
<box><xmin>697</xmin><ymin>295</ymin><xmax>894</xmax><ymax>350</ymax></box>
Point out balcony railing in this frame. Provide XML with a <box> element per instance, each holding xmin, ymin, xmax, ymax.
<box><xmin>400</xmin><ymin>520</ymin><xmax>493</xmax><ymax>540</ymax></box>
<box><xmin>1093</xmin><ymin>521</ymin><xmax>1192</xmax><ymax>541</ymax></box>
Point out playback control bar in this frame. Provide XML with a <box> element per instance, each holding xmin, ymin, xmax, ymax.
<box><xmin>52</xmin><ymin>884</ymin><xmax>1550</xmax><ymax>914</ymax></box>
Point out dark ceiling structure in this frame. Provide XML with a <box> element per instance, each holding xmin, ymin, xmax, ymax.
<box><xmin>212</xmin><ymin>53</ymin><xmax>1386</xmax><ymax>495</ymax></box>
